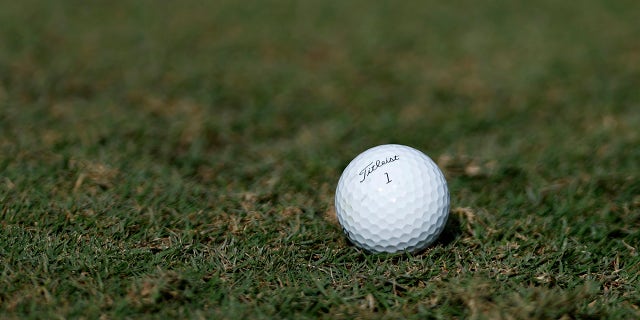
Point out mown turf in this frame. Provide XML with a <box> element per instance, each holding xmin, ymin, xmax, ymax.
<box><xmin>1</xmin><ymin>0</ymin><xmax>639</xmax><ymax>318</ymax></box>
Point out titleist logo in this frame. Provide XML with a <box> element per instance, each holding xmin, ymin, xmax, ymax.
<box><xmin>358</xmin><ymin>155</ymin><xmax>399</xmax><ymax>182</ymax></box>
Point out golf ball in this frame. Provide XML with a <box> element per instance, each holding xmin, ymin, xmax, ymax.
<box><xmin>335</xmin><ymin>144</ymin><xmax>449</xmax><ymax>253</ymax></box>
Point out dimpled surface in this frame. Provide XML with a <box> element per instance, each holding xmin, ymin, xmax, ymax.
<box><xmin>335</xmin><ymin>144</ymin><xmax>450</xmax><ymax>253</ymax></box>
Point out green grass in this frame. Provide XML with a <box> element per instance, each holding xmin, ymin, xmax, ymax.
<box><xmin>1</xmin><ymin>0</ymin><xmax>639</xmax><ymax>318</ymax></box>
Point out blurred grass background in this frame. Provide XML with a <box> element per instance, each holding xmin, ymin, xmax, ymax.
<box><xmin>1</xmin><ymin>0</ymin><xmax>639</xmax><ymax>318</ymax></box>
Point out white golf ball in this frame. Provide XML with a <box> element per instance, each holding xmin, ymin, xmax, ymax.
<box><xmin>335</xmin><ymin>144</ymin><xmax>450</xmax><ymax>253</ymax></box>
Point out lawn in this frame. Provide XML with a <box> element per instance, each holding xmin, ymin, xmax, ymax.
<box><xmin>1</xmin><ymin>0</ymin><xmax>639</xmax><ymax>318</ymax></box>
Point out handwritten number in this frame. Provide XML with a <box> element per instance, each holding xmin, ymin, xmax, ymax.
<box><xmin>385</xmin><ymin>172</ymin><xmax>392</xmax><ymax>184</ymax></box>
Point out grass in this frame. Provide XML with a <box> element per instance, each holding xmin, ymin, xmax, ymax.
<box><xmin>1</xmin><ymin>0</ymin><xmax>639</xmax><ymax>318</ymax></box>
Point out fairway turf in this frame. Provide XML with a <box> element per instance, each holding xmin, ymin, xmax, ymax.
<box><xmin>1</xmin><ymin>0</ymin><xmax>639</xmax><ymax>318</ymax></box>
